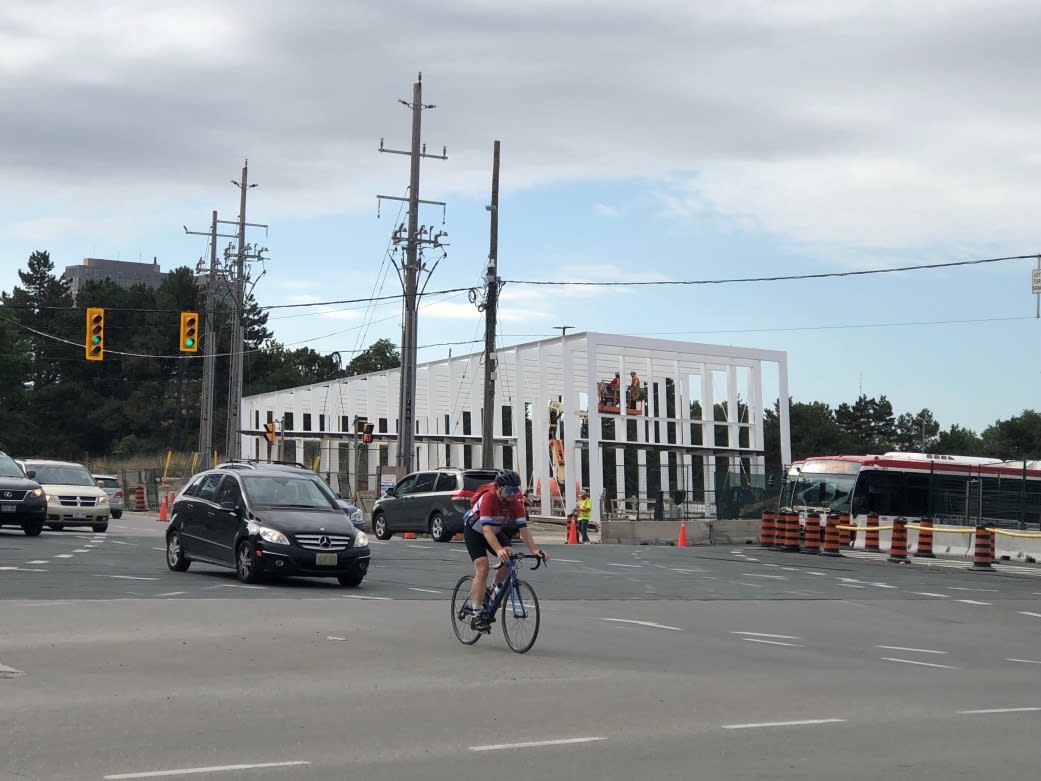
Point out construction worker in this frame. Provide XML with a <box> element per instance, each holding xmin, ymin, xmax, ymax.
<box><xmin>627</xmin><ymin>370</ymin><xmax>641</xmax><ymax>408</ymax></box>
<box><xmin>577</xmin><ymin>489</ymin><xmax>592</xmax><ymax>543</ymax></box>
<box><xmin>609</xmin><ymin>372</ymin><xmax>621</xmax><ymax>406</ymax></box>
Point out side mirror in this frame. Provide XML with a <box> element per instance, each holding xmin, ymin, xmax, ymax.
<box><xmin>25</xmin><ymin>470</ymin><xmax>36</xmax><ymax>479</ymax></box>
<box><xmin>220</xmin><ymin>501</ymin><xmax>241</xmax><ymax>515</ymax></box>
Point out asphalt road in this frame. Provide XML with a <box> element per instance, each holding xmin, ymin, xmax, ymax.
<box><xmin>2</xmin><ymin>514</ymin><xmax>1041</xmax><ymax>780</ymax></box>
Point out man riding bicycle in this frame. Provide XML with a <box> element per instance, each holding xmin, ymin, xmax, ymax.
<box><xmin>464</xmin><ymin>469</ymin><xmax>547</xmax><ymax>631</ymax></box>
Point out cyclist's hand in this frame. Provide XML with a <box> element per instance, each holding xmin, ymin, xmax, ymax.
<box><xmin>536</xmin><ymin>549</ymin><xmax>548</xmax><ymax>562</ymax></box>
<box><xmin>497</xmin><ymin>547</ymin><xmax>512</xmax><ymax>564</ymax></box>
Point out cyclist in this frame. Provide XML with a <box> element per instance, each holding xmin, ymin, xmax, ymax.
<box><xmin>465</xmin><ymin>469</ymin><xmax>547</xmax><ymax>631</ymax></box>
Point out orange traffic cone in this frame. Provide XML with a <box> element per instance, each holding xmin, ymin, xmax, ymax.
<box><xmin>566</xmin><ymin>514</ymin><xmax>578</xmax><ymax>544</ymax></box>
<box><xmin>403</xmin><ymin>531</ymin><xmax>416</xmax><ymax>539</ymax></box>
<box><xmin>157</xmin><ymin>496</ymin><xmax>168</xmax><ymax>522</ymax></box>
<box><xmin>676</xmin><ymin>520</ymin><xmax>687</xmax><ymax>548</ymax></box>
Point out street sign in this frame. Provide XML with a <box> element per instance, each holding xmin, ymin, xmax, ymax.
<box><xmin>1033</xmin><ymin>268</ymin><xmax>1041</xmax><ymax>294</ymax></box>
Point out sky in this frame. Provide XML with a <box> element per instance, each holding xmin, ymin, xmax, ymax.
<box><xmin>2</xmin><ymin>0</ymin><xmax>1040</xmax><ymax>436</ymax></box>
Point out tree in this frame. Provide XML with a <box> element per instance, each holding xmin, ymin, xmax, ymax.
<box><xmin>981</xmin><ymin>410</ymin><xmax>1041</xmax><ymax>460</ymax></box>
<box><xmin>893</xmin><ymin>408</ymin><xmax>941</xmax><ymax>452</ymax></box>
<box><xmin>346</xmin><ymin>338</ymin><xmax>400</xmax><ymax>375</ymax></box>
<box><xmin>934</xmin><ymin>424</ymin><xmax>983</xmax><ymax>455</ymax></box>
<box><xmin>835</xmin><ymin>394</ymin><xmax>896</xmax><ymax>453</ymax></box>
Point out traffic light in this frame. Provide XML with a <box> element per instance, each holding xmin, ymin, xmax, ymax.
<box><xmin>179</xmin><ymin>311</ymin><xmax>199</xmax><ymax>353</ymax></box>
<box><xmin>362</xmin><ymin>423</ymin><xmax>374</xmax><ymax>444</ymax></box>
<box><xmin>354</xmin><ymin>416</ymin><xmax>368</xmax><ymax>434</ymax></box>
<box><xmin>85</xmin><ymin>307</ymin><xmax>104</xmax><ymax>361</ymax></box>
<box><xmin>263</xmin><ymin>422</ymin><xmax>277</xmax><ymax>443</ymax></box>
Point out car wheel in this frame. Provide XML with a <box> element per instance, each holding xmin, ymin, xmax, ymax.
<box><xmin>92</xmin><ymin>523</ymin><xmax>108</xmax><ymax>533</ymax></box>
<box><xmin>166</xmin><ymin>531</ymin><xmax>191</xmax><ymax>572</ymax></box>
<box><xmin>111</xmin><ymin>510</ymin><xmax>122</xmax><ymax>519</ymax></box>
<box><xmin>430</xmin><ymin>512</ymin><xmax>450</xmax><ymax>543</ymax></box>
<box><xmin>337</xmin><ymin>573</ymin><xmax>364</xmax><ymax>587</ymax></box>
<box><xmin>373</xmin><ymin>512</ymin><xmax>392</xmax><ymax>540</ymax></box>
<box><xmin>236</xmin><ymin>540</ymin><xmax>263</xmax><ymax>584</ymax></box>
<box><xmin>22</xmin><ymin>521</ymin><xmax>43</xmax><ymax>537</ymax></box>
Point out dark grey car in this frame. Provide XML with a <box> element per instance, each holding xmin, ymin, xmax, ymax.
<box><xmin>371</xmin><ymin>468</ymin><xmax>498</xmax><ymax>543</ymax></box>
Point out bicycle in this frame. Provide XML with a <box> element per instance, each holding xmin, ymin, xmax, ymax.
<box><xmin>450</xmin><ymin>552</ymin><xmax>545</xmax><ymax>653</ymax></box>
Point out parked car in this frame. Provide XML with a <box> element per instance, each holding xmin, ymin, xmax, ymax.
<box><xmin>214</xmin><ymin>459</ymin><xmax>366</xmax><ymax>530</ymax></box>
<box><xmin>371</xmin><ymin>467</ymin><xmax>499</xmax><ymax>542</ymax></box>
<box><xmin>17</xmin><ymin>459</ymin><xmax>109</xmax><ymax>532</ymax></box>
<box><xmin>0</xmin><ymin>451</ymin><xmax>47</xmax><ymax>536</ymax></box>
<box><xmin>166</xmin><ymin>465</ymin><xmax>370</xmax><ymax>586</ymax></box>
<box><xmin>92</xmin><ymin>474</ymin><xmax>125</xmax><ymax>519</ymax></box>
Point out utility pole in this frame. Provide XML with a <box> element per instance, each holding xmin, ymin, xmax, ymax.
<box><xmin>377</xmin><ymin>73</ymin><xmax>448</xmax><ymax>473</ymax></box>
<box><xmin>481</xmin><ymin>141</ymin><xmax>501</xmax><ymax>467</ymax></box>
<box><xmin>227</xmin><ymin>160</ymin><xmax>254</xmax><ymax>460</ymax></box>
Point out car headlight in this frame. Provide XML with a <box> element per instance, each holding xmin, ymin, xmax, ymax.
<box><xmin>354</xmin><ymin>531</ymin><xmax>369</xmax><ymax>547</ymax></box>
<box><xmin>47</xmin><ymin>493</ymin><xmax>59</xmax><ymax>505</ymax></box>
<box><xmin>246</xmin><ymin>521</ymin><xmax>290</xmax><ymax>545</ymax></box>
<box><xmin>30</xmin><ymin>487</ymin><xmax>43</xmax><ymax>498</ymax></box>
<box><xmin>96</xmin><ymin>495</ymin><xmax>108</xmax><ymax>505</ymax></box>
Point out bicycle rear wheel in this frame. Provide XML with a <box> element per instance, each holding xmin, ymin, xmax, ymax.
<box><xmin>500</xmin><ymin>579</ymin><xmax>540</xmax><ymax>653</ymax></box>
<box><xmin>450</xmin><ymin>575</ymin><xmax>482</xmax><ymax>645</ymax></box>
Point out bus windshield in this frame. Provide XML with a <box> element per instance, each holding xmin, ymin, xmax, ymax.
<box><xmin>784</xmin><ymin>459</ymin><xmax>861</xmax><ymax>513</ymax></box>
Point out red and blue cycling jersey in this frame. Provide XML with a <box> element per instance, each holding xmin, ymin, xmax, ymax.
<box><xmin>474</xmin><ymin>491</ymin><xmax>527</xmax><ymax>536</ymax></box>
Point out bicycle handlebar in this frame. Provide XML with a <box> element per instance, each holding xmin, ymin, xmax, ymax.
<box><xmin>492</xmin><ymin>552</ymin><xmax>546</xmax><ymax>571</ymax></box>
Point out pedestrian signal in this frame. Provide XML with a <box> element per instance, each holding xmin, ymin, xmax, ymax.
<box><xmin>264</xmin><ymin>422</ymin><xmax>277</xmax><ymax>443</ymax></box>
<box><xmin>85</xmin><ymin>307</ymin><xmax>104</xmax><ymax>361</ymax></box>
<box><xmin>362</xmin><ymin>423</ymin><xmax>374</xmax><ymax>444</ymax></box>
<box><xmin>179</xmin><ymin>312</ymin><xmax>199</xmax><ymax>353</ymax></box>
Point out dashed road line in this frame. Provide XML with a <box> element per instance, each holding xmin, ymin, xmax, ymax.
<box><xmin>602</xmin><ymin>618</ymin><xmax>684</xmax><ymax>631</ymax></box>
<box><xmin>876</xmin><ymin>645</ymin><xmax>948</xmax><ymax>654</ymax></box>
<box><xmin>731</xmin><ymin>632</ymin><xmax>800</xmax><ymax>639</ymax></box>
<box><xmin>958</xmin><ymin>707</ymin><xmax>1041</xmax><ymax>715</ymax></box>
<box><xmin>470</xmin><ymin>737</ymin><xmax>605</xmax><ymax>752</ymax></box>
<box><xmin>103</xmin><ymin>760</ymin><xmax>311</xmax><ymax>779</ymax></box>
<box><xmin>957</xmin><ymin>599</ymin><xmax>991</xmax><ymax>606</ymax></box>
<box><xmin>1007</xmin><ymin>659</ymin><xmax>1041</xmax><ymax>665</ymax></box>
<box><xmin>743</xmin><ymin>638</ymin><xmax>803</xmax><ymax>647</ymax></box>
<box><xmin>94</xmin><ymin>575</ymin><xmax>160</xmax><ymax>581</ymax></box>
<box><xmin>408</xmin><ymin>587</ymin><xmax>441</xmax><ymax>594</ymax></box>
<box><xmin>1017</xmin><ymin>611</ymin><xmax>1041</xmax><ymax>619</ymax></box>
<box><xmin>881</xmin><ymin>657</ymin><xmax>959</xmax><ymax>670</ymax></box>
<box><xmin>722</xmin><ymin>718</ymin><xmax>844</xmax><ymax>730</ymax></box>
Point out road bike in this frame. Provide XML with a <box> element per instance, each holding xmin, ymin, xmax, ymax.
<box><xmin>450</xmin><ymin>552</ymin><xmax>545</xmax><ymax>653</ymax></box>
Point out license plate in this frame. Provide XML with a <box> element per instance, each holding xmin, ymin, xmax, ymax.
<box><xmin>1</xmin><ymin>505</ymin><xmax>14</xmax><ymax>513</ymax></box>
<box><xmin>72</xmin><ymin>511</ymin><xmax>87</xmax><ymax>519</ymax></box>
<box><xmin>315</xmin><ymin>553</ymin><xmax>338</xmax><ymax>566</ymax></box>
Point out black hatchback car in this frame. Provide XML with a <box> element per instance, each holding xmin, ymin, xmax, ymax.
<box><xmin>166</xmin><ymin>466</ymin><xmax>370</xmax><ymax>586</ymax></box>
<box><xmin>371</xmin><ymin>468</ymin><xmax>499</xmax><ymax>542</ymax></box>
<box><xmin>0</xmin><ymin>451</ymin><xmax>46</xmax><ymax>537</ymax></box>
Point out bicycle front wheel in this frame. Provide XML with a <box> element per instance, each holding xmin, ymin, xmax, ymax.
<box><xmin>501</xmin><ymin>579</ymin><xmax>540</xmax><ymax>653</ymax></box>
<box><xmin>450</xmin><ymin>575</ymin><xmax>482</xmax><ymax>645</ymax></box>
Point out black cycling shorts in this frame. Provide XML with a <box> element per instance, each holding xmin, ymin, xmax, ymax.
<box><xmin>464</xmin><ymin>524</ymin><xmax>510</xmax><ymax>561</ymax></box>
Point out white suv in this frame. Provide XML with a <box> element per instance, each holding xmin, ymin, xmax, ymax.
<box><xmin>18</xmin><ymin>459</ymin><xmax>110</xmax><ymax>533</ymax></box>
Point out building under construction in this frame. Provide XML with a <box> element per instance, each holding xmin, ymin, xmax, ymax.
<box><xmin>239</xmin><ymin>332</ymin><xmax>791</xmax><ymax>524</ymax></box>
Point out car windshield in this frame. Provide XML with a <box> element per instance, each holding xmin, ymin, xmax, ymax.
<box><xmin>29</xmin><ymin>464</ymin><xmax>96</xmax><ymax>486</ymax></box>
<box><xmin>0</xmin><ymin>454</ymin><xmax>26</xmax><ymax>479</ymax></box>
<box><xmin>241</xmin><ymin>474</ymin><xmax>337</xmax><ymax>509</ymax></box>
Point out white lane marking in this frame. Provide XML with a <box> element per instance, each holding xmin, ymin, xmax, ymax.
<box><xmin>94</xmin><ymin>575</ymin><xmax>159</xmax><ymax>581</ymax></box>
<box><xmin>868</xmin><ymin>583</ymin><xmax>897</xmax><ymax>589</ymax></box>
<box><xmin>342</xmin><ymin>594</ymin><xmax>391</xmax><ymax>600</ymax></box>
<box><xmin>111</xmin><ymin>540</ymin><xmax>133</xmax><ymax>545</ymax></box>
<box><xmin>155</xmin><ymin>592</ymin><xmax>186</xmax><ymax>597</ymax></box>
<box><xmin>876</xmin><ymin>646</ymin><xmax>949</xmax><ymax>655</ymax></box>
<box><xmin>957</xmin><ymin>599</ymin><xmax>991</xmax><ymax>606</ymax></box>
<box><xmin>838</xmin><ymin>583</ymin><xmax>865</xmax><ymax>589</ymax></box>
<box><xmin>947</xmin><ymin>586</ymin><xmax>998</xmax><ymax>592</ymax></box>
<box><xmin>104</xmin><ymin>760</ymin><xmax>311</xmax><ymax>779</ymax></box>
<box><xmin>743</xmin><ymin>638</ymin><xmax>803</xmax><ymax>647</ymax></box>
<box><xmin>219</xmin><ymin>584</ymin><xmax>266</xmax><ymax>590</ymax></box>
<box><xmin>731</xmin><ymin>632</ymin><xmax>800</xmax><ymax>639</ymax></box>
<box><xmin>554</xmin><ymin>558</ymin><xmax>583</xmax><ymax>563</ymax></box>
<box><xmin>1017</xmin><ymin>611</ymin><xmax>1041</xmax><ymax>619</ymax></box>
<box><xmin>806</xmin><ymin>571</ymin><xmax>827</xmax><ymax>576</ymax></box>
<box><xmin>0</xmin><ymin>567</ymin><xmax>46</xmax><ymax>572</ymax></box>
<box><xmin>670</xmin><ymin>568</ymin><xmax>706</xmax><ymax>573</ymax></box>
<box><xmin>405</xmin><ymin>544</ymin><xmax>430</xmax><ymax>550</ymax></box>
<box><xmin>762</xmin><ymin>563</ymin><xmax>781</xmax><ymax>568</ymax></box>
<box><xmin>27</xmin><ymin>560</ymin><xmax>48</xmax><ymax>564</ymax></box>
<box><xmin>0</xmin><ymin>662</ymin><xmax>26</xmax><ymax>678</ymax></box>
<box><xmin>408</xmin><ymin>587</ymin><xmax>441</xmax><ymax>594</ymax></box>
<box><xmin>73</xmin><ymin>548</ymin><xmax>91</xmax><ymax>553</ymax></box>
<box><xmin>608</xmin><ymin>563</ymin><xmax>643</xmax><ymax>568</ymax></box>
<box><xmin>958</xmin><ymin>707</ymin><xmax>1041</xmax><ymax>715</ymax></box>
<box><xmin>152</xmin><ymin>547</ymin><xmax>166</xmax><ymax>552</ymax></box>
<box><xmin>780</xmin><ymin>567</ymin><xmax>799</xmax><ymax>572</ymax></box>
<box><xmin>327</xmin><ymin>636</ymin><xmax>347</xmax><ymax>641</ymax></box>
<box><xmin>601</xmin><ymin>618</ymin><xmax>684</xmax><ymax>631</ymax></box>
<box><xmin>730</xmin><ymin>582</ymin><xmax>765</xmax><ymax>588</ymax></box>
<box><xmin>741</xmin><ymin>574</ymin><xmax>787</xmax><ymax>579</ymax></box>
<box><xmin>470</xmin><ymin>737</ymin><xmax>605</xmax><ymax>752</ymax></box>
<box><xmin>722</xmin><ymin>718</ymin><xmax>845</xmax><ymax>730</ymax></box>
<box><xmin>912</xmin><ymin>592</ymin><xmax>949</xmax><ymax>598</ymax></box>
<box><xmin>54</xmin><ymin>554</ymin><xmax>74</xmax><ymax>558</ymax></box>
<box><xmin>1007</xmin><ymin>659</ymin><xmax>1041</xmax><ymax>665</ymax></box>
<box><xmin>881</xmin><ymin>657</ymin><xmax>959</xmax><ymax>669</ymax></box>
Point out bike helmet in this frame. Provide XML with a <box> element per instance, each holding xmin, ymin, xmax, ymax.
<box><xmin>494</xmin><ymin>469</ymin><xmax>522</xmax><ymax>488</ymax></box>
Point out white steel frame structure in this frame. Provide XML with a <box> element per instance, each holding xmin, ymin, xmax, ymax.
<box><xmin>240</xmin><ymin>332</ymin><xmax>790</xmax><ymax>524</ymax></box>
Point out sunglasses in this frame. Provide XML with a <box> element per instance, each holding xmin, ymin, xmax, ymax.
<box><xmin>501</xmin><ymin>486</ymin><xmax>520</xmax><ymax>494</ymax></box>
